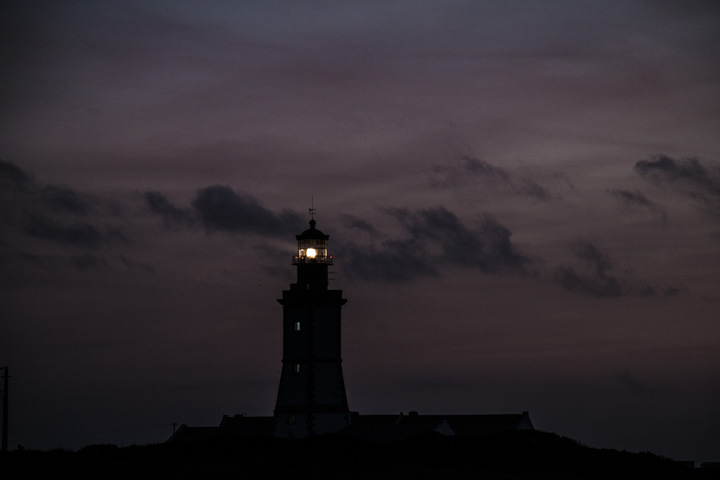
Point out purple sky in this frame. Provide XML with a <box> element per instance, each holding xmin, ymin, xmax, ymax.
<box><xmin>2</xmin><ymin>0</ymin><xmax>719</xmax><ymax>462</ymax></box>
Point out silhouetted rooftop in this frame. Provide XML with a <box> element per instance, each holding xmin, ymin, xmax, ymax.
<box><xmin>167</xmin><ymin>412</ymin><xmax>534</xmax><ymax>444</ymax></box>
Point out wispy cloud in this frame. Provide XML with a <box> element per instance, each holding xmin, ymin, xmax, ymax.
<box><xmin>607</xmin><ymin>188</ymin><xmax>667</xmax><ymax>222</ymax></box>
<box><xmin>119</xmin><ymin>254</ymin><xmax>155</xmax><ymax>274</ymax></box>
<box><xmin>432</xmin><ymin>156</ymin><xmax>552</xmax><ymax>201</ymax></box>
<box><xmin>42</xmin><ymin>185</ymin><xmax>91</xmax><ymax>214</ymax></box>
<box><xmin>340</xmin><ymin>214</ymin><xmax>380</xmax><ymax>236</ymax></box>
<box><xmin>341</xmin><ymin>240</ymin><xmax>439</xmax><ymax>284</ymax></box>
<box><xmin>71</xmin><ymin>253</ymin><xmax>110</xmax><ymax>271</ymax></box>
<box><xmin>24</xmin><ymin>214</ymin><xmax>103</xmax><ymax>247</ymax></box>
<box><xmin>635</xmin><ymin>155</ymin><xmax>719</xmax><ymax>193</ymax></box>
<box><xmin>554</xmin><ymin>241</ymin><xmax>623</xmax><ymax>298</ymax></box>
<box><xmin>615</xmin><ymin>370</ymin><xmax>655</xmax><ymax>394</ymax></box>
<box><xmin>553</xmin><ymin>240</ymin><xmax>681</xmax><ymax>298</ymax></box>
<box><xmin>0</xmin><ymin>158</ymin><xmax>32</xmax><ymax>190</ymax></box>
<box><xmin>635</xmin><ymin>154</ymin><xmax>720</xmax><ymax>220</ymax></box>
<box><xmin>144</xmin><ymin>191</ymin><xmax>195</xmax><ymax>230</ymax></box>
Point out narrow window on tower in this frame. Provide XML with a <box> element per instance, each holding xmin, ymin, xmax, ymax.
<box><xmin>294</xmin><ymin>363</ymin><xmax>301</xmax><ymax>374</ymax></box>
<box><xmin>294</xmin><ymin>321</ymin><xmax>301</xmax><ymax>331</ymax></box>
<box><xmin>288</xmin><ymin>414</ymin><xmax>295</xmax><ymax>425</ymax></box>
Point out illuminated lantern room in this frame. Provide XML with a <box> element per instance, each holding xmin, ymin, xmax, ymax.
<box><xmin>291</xmin><ymin>218</ymin><xmax>333</xmax><ymax>290</ymax></box>
<box><xmin>293</xmin><ymin>219</ymin><xmax>332</xmax><ymax>265</ymax></box>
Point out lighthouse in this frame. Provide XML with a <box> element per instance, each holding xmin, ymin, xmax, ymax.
<box><xmin>166</xmin><ymin>214</ymin><xmax>535</xmax><ymax>444</ymax></box>
<box><xmin>273</xmin><ymin>217</ymin><xmax>351</xmax><ymax>437</ymax></box>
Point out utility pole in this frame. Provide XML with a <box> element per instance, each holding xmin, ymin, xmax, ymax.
<box><xmin>2</xmin><ymin>366</ymin><xmax>8</xmax><ymax>453</ymax></box>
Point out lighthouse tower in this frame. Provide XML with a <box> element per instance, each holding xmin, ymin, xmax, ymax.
<box><xmin>273</xmin><ymin>217</ymin><xmax>350</xmax><ymax>438</ymax></box>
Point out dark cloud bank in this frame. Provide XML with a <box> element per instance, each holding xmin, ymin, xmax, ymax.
<box><xmin>145</xmin><ymin>187</ymin><xmax>534</xmax><ymax>285</ymax></box>
<box><xmin>144</xmin><ymin>180</ymin><xmax>682</xmax><ymax>298</ymax></box>
<box><xmin>339</xmin><ymin>206</ymin><xmax>531</xmax><ymax>284</ymax></box>
<box><xmin>3</xmin><ymin>159</ymin><xmax>686</xmax><ymax>299</ymax></box>
<box><xmin>0</xmin><ymin>160</ymin><xmax>130</xmax><ymax>262</ymax></box>
<box><xmin>145</xmin><ymin>186</ymin><xmax>304</xmax><ymax>237</ymax></box>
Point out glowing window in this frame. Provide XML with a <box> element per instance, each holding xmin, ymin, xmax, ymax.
<box><xmin>294</xmin><ymin>321</ymin><xmax>301</xmax><ymax>331</ymax></box>
<box><xmin>294</xmin><ymin>363</ymin><xmax>300</xmax><ymax>373</ymax></box>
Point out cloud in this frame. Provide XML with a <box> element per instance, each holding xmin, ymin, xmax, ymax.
<box><xmin>42</xmin><ymin>185</ymin><xmax>90</xmax><ymax>214</ymax></box>
<box><xmin>23</xmin><ymin>213</ymin><xmax>103</xmax><ymax>247</ymax></box>
<box><xmin>608</xmin><ymin>189</ymin><xmax>667</xmax><ymax>222</ymax></box>
<box><xmin>517</xmin><ymin>179</ymin><xmax>552</xmax><ymax>200</ymax></box>
<box><xmin>432</xmin><ymin>156</ymin><xmax>552</xmax><ymax>201</ymax></box>
<box><xmin>608</xmin><ymin>189</ymin><xmax>651</xmax><ymax>207</ymax></box>
<box><xmin>0</xmin><ymin>158</ymin><xmax>32</xmax><ymax>191</ymax></box>
<box><xmin>340</xmin><ymin>214</ymin><xmax>380</xmax><ymax>236</ymax></box>
<box><xmin>554</xmin><ymin>241</ymin><xmax>623</xmax><ymax>298</ymax></box>
<box><xmin>660</xmin><ymin>286</ymin><xmax>681</xmax><ymax>297</ymax></box>
<box><xmin>192</xmin><ymin>186</ymin><xmax>303</xmax><ymax>237</ymax></box>
<box><xmin>637</xmin><ymin>285</ymin><xmax>683</xmax><ymax>298</ymax></box>
<box><xmin>144</xmin><ymin>191</ymin><xmax>194</xmax><ymax>229</ymax></box>
<box><xmin>460</xmin><ymin>156</ymin><xmax>511</xmax><ymax>181</ymax></box>
<box><xmin>339</xmin><ymin>206</ymin><xmax>530</xmax><ymax>284</ymax></box>
<box><xmin>634</xmin><ymin>154</ymin><xmax>720</xmax><ymax>219</ymax></box>
<box><xmin>553</xmin><ymin>241</ymin><xmax>681</xmax><ymax>298</ymax></box>
<box><xmin>119</xmin><ymin>254</ymin><xmax>155</xmax><ymax>274</ymax></box>
<box><xmin>635</xmin><ymin>155</ymin><xmax>719</xmax><ymax>192</ymax></box>
<box><xmin>144</xmin><ymin>186</ymin><xmax>305</xmax><ymax>238</ymax></box>
<box><xmin>341</xmin><ymin>240</ymin><xmax>439</xmax><ymax>284</ymax></box>
<box><xmin>615</xmin><ymin>370</ymin><xmax>654</xmax><ymax>394</ymax></box>
<box><xmin>388</xmin><ymin>206</ymin><xmax>530</xmax><ymax>272</ymax></box>
<box><xmin>71</xmin><ymin>253</ymin><xmax>110</xmax><ymax>271</ymax></box>
<box><xmin>1</xmin><ymin>160</ymin><xmax>127</xmax><ymax>249</ymax></box>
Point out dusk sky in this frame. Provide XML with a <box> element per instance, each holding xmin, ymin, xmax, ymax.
<box><xmin>2</xmin><ymin>0</ymin><xmax>719</xmax><ymax>463</ymax></box>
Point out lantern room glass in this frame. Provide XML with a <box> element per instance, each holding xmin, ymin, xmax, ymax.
<box><xmin>296</xmin><ymin>238</ymin><xmax>331</xmax><ymax>263</ymax></box>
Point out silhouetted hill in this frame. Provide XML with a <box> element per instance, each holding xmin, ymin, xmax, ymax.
<box><xmin>3</xmin><ymin>430</ymin><xmax>715</xmax><ymax>479</ymax></box>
